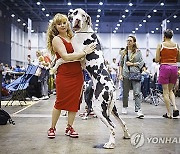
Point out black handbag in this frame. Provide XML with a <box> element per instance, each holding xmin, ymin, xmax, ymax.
<box><xmin>0</xmin><ymin>109</ymin><xmax>15</xmax><ymax>125</ymax></box>
<box><xmin>129</xmin><ymin>72</ymin><xmax>142</xmax><ymax>81</ymax></box>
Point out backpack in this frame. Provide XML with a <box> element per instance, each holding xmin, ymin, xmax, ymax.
<box><xmin>0</xmin><ymin>109</ymin><xmax>15</xmax><ymax>125</ymax></box>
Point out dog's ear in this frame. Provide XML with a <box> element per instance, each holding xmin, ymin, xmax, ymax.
<box><xmin>68</xmin><ymin>9</ymin><xmax>73</xmax><ymax>22</ymax></box>
<box><xmin>86</xmin><ymin>14</ymin><xmax>92</xmax><ymax>26</ymax></box>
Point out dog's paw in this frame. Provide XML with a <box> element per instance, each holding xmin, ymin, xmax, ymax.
<box><xmin>123</xmin><ymin>131</ymin><xmax>131</xmax><ymax>139</ymax></box>
<box><xmin>103</xmin><ymin>142</ymin><xmax>115</xmax><ymax>149</ymax></box>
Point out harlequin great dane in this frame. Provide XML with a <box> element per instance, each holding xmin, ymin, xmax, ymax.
<box><xmin>54</xmin><ymin>8</ymin><xmax>130</xmax><ymax>149</ymax></box>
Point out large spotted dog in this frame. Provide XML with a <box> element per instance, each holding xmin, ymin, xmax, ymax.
<box><xmin>54</xmin><ymin>8</ymin><xmax>130</xmax><ymax>149</ymax></box>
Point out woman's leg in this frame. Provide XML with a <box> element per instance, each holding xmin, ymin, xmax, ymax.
<box><xmin>122</xmin><ymin>78</ymin><xmax>131</xmax><ymax>108</ymax></box>
<box><xmin>168</xmin><ymin>83</ymin><xmax>178</xmax><ymax>111</ymax></box>
<box><xmin>67</xmin><ymin>111</ymin><xmax>76</xmax><ymax>126</ymax></box>
<box><xmin>162</xmin><ymin>84</ymin><xmax>171</xmax><ymax>117</ymax></box>
<box><xmin>132</xmin><ymin>81</ymin><xmax>142</xmax><ymax>112</ymax></box>
<box><xmin>51</xmin><ymin>108</ymin><xmax>61</xmax><ymax>128</ymax></box>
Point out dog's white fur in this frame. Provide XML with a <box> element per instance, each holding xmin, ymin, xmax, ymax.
<box><xmin>53</xmin><ymin>8</ymin><xmax>130</xmax><ymax>149</ymax></box>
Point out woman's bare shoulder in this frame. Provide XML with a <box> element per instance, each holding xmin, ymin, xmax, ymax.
<box><xmin>52</xmin><ymin>36</ymin><xmax>63</xmax><ymax>44</ymax></box>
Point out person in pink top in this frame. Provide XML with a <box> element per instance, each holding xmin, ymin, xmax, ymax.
<box><xmin>156</xmin><ymin>29</ymin><xmax>180</xmax><ymax>118</ymax></box>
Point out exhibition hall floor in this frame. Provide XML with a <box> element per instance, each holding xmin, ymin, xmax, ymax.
<box><xmin>0</xmin><ymin>90</ymin><xmax>180</xmax><ymax>154</ymax></box>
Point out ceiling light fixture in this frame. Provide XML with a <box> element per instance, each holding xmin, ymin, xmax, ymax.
<box><xmin>36</xmin><ymin>2</ymin><xmax>40</xmax><ymax>5</ymax></box>
<box><xmin>119</xmin><ymin>19</ymin><xmax>123</xmax><ymax>22</ymax></box>
<box><xmin>122</xmin><ymin>15</ymin><xmax>126</xmax><ymax>18</ymax></box>
<box><xmin>176</xmin><ymin>27</ymin><xmax>179</xmax><ymax>31</ymax></box>
<box><xmin>129</xmin><ymin>3</ymin><xmax>133</xmax><ymax>6</ymax></box>
<box><xmin>11</xmin><ymin>14</ymin><xmax>15</xmax><ymax>17</ymax></box>
<box><xmin>67</xmin><ymin>2</ymin><xmax>71</xmax><ymax>5</ymax></box>
<box><xmin>125</xmin><ymin>9</ymin><xmax>129</xmax><ymax>12</ymax></box>
<box><xmin>17</xmin><ymin>19</ymin><xmax>21</xmax><ymax>22</ymax></box>
<box><xmin>42</xmin><ymin>8</ymin><xmax>45</xmax><ymax>11</ymax></box>
<box><xmin>151</xmin><ymin>31</ymin><xmax>154</xmax><ymax>33</ymax></box>
<box><xmin>147</xmin><ymin>15</ymin><xmax>151</xmax><ymax>18</ymax></box>
<box><xmin>160</xmin><ymin>2</ymin><xmax>164</xmax><ymax>6</ymax></box>
<box><xmin>98</xmin><ymin>9</ymin><xmax>101</xmax><ymax>12</ymax></box>
<box><xmin>173</xmin><ymin>15</ymin><xmax>177</xmax><ymax>18</ymax></box>
<box><xmin>97</xmin><ymin>15</ymin><xmax>100</xmax><ymax>18</ymax></box>
<box><xmin>153</xmin><ymin>9</ymin><xmax>157</xmax><ymax>13</ymax></box>
<box><xmin>143</xmin><ymin>20</ymin><xmax>146</xmax><ymax>23</ymax></box>
<box><xmin>99</xmin><ymin>2</ymin><xmax>103</xmax><ymax>5</ymax></box>
<box><xmin>46</xmin><ymin>14</ymin><xmax>49</xmax><ymax>17</ymax></box>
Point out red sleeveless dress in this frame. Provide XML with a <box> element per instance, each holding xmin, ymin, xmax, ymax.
<box><xmin>54</xmin><ymin>37</ymin><xmax>84</xmax><ymax>112</ymax></box>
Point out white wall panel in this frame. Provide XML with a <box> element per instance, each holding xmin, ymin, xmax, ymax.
<box><xmin>10</xmin><ymin>25</ymin><xmax>180</xmax><ymax>69</ymax></box>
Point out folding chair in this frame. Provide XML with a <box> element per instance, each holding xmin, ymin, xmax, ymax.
<box><xmin>5</xmin><ymin>64</ymin><xmax>38</xmax><ymax>106</ymax></box>
<box><xmin>142</xmin><ymin>76</ymin><xmax>164</xmax><ymax>106</ymax></box>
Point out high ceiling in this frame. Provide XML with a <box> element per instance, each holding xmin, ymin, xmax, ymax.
<box><xmin>1</xmin><ymin>0</ymin><xmax>180</xmax><ymax>33</ymax></box>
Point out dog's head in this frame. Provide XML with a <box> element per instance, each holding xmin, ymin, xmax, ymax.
<box><xmin>68</xmin><ymin>8</ymin><xmax>92</xmax><ymax>32</ymax></box>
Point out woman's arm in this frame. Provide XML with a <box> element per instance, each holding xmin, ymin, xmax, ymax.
<box><xmin>155</xmin><ymin>44</ymin><xmax>161</xmax><ymax>63</ymax></box>
<box><xmin>52</xmin><ymin>36</ymin><xmax>95</xmax><ymax>61</ymax></box>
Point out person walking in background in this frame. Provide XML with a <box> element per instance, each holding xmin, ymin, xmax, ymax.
<box><xmin>118</xmin><ymin>48</ymin><xmax>125</xmax><ymax>100</ymax></box>
<box><xmin>46</xmin><ymin>13</ymin><xmax>96</xmax><ymax>138</ymax></box>
<box><xmin>156</xmin><ymin>29</ymin><xmax>180</xmax><ymax>118</ymax></box>
<box><xmin>119</xmin><ymin>35</ymin><xmax>144</xmax><ymax>118</ymax></box>
<box><xmin>110</xmin><ymin>58</ymin><xmax>118</xmax><ymax>85</ymax></box>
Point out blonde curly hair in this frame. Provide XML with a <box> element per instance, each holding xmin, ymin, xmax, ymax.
<box><xmin>46</xmin><ymin>13</ymin><xmax>73</xmax><ymax>55</ymax></box>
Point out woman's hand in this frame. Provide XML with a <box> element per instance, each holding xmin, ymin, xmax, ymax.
<box><xmin>83</xmin><ymin>43</ymin><xmax>96</xmax><ymax>55</ymax></box>
<box><xmin>126</xmin><ymin>61</ymin><xmax>134</xmax><ymax>66</ymax></box>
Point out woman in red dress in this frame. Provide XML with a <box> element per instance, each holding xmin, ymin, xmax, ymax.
<box><xmin>46</xmin><ymin>13</ymin><xmax>96</xmax><ymax>138</ymax></box>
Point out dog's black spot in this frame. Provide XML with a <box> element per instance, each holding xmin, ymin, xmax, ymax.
<box><xmin>83</xmin><ymin>39</ymin><xmax>95</xmax><ymax>45</ymax></box>
<box><xmin>73</xmin><ymin>10</ymin><xmax>78</xmax><ymax>15</ymax></box>
<box><xmin>96</xmin><ymin>39</ymin><xmax>101</xmax><ymax>51</ymax></box>
<box><xmin>102</xmin><ymin>91</ymin><xmax>109</xmax><ymax>102</ymax></box>
<box><xmin>86</xmin><ymin>65</ymin><xmax>100</xmax><ymax>79</ymax></box>
<box><xmin>112</xmin><ymin>105</ymin><xmax>119</xmax><ymax>118</ymax></box>
<box><xmin>105</xmin><ymin>86</ymin><xmax>109</xmax><ymax>90</ymax></box>
<box><xmin>86</xmin><ymin>52</ymin><xmax>99</xmax><ymax>61</ymax></box>
<box><xmin>101</xmin><ymin>101</ymin><xmax>114</xmax><ymax>127</ymax></box>
<box><xmin>95</xmin><ymin>82</ymin><xmax>104</xmax><ymax>99</ymax></box>
<box><xmin>91</xmin><ymin>33</ymin><xmax>97</xmax><ymax>40</ymax></box>
<box><xmin>104</xmin><ymin>76</ymin><xmax>111</xmax><ymax>81</ymax></box>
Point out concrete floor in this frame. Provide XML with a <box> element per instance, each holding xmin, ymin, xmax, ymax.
<box><xmin>0</xmin><ymin>90</ymin><xmax>180</xmax><ymax>154</ymax></box>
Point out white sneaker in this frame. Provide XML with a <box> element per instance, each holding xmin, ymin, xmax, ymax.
<box><xmin>43</xmin><ymin>95</ymin><xmax>49</xmax><ymax>100</ymax></box>
<box><xmin>136</xmin><ymin>110</ymin><xmax>144</xmax><ymax>119</ymax></box>
<box><xmin>122</xmin><ymin>107</ymin><xmax>128</xmax><ymax>114</ymax></box>
<box><xmin>40</xmin><ymin>96</ymin><xmax>49</xmax><ymax>100</ymax></box>
<box><xmin>32</xmin><ymin>96</ymin><xmax>39</xmax><ymax>101</ymax></box>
